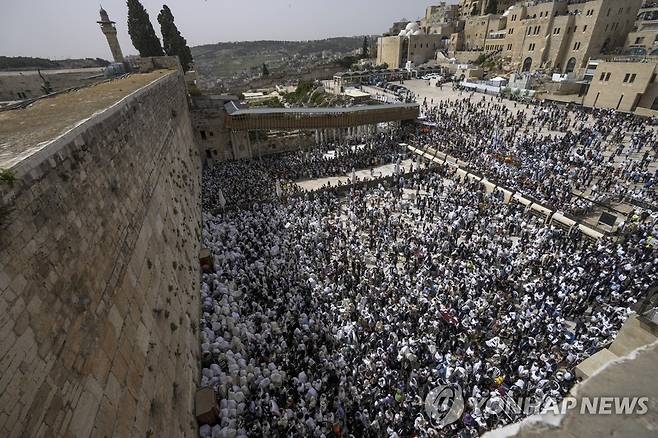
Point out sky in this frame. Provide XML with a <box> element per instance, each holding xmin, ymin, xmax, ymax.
<box><xmin>0</xmin><ymin>0</ymin><xmax>457</xmax><ymax>60</ymax></box>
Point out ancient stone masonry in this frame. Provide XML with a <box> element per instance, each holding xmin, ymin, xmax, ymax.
<box><xmin>0</xmin><ymin>71</ymin><xmax>202</xmax><ymax>437</ymax></box>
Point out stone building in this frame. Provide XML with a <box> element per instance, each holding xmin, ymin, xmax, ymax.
<box><xmin>380</xmin><ymin>1</ymin><xmax>644</xmax><ymax>74</ymax></box>
<box><xmin>377</xmin><ymin>21</ymin><xmax>446</xmax><ymax>69</ymax></box>
<box><xmin>625</xmin><ymin>2</ymin><xmax>658</xmax><ymax>56</ymax></box>
<box><xmin>583</xmin><ymin>57</ymin><xmax>658</xmax><ymax>113</ymax></box>
<box><xmin>459</xmin><ymin>0</ymin><xmax>517</xmax><ymax>17</ymax></box>
<box><xmin>494</xmin><ymin>0</ymin><xmax>643</xmax><ymax>74</ymax></box>
<box><xmin>420</xmin><ymin>2</ymin><xmax>460</xmax><ymax>35</ymax></box>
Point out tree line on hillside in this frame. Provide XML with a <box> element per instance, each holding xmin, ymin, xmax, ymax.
<box><xmin>0</xmin><ymin>56</ymin><xmax>110</xmax><ymax>71</ymax></box>
<box><xmin>191</xmin><ymin>36</ymin><xmax>371</xmax><ymax>59</ymax></box>
<box><xmin>127</xmin><ymin>0</ymin><xmax>193</xmax><ymax>71</ymax></box>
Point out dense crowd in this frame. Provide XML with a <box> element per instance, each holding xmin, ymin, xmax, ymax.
<box><xmin>260</xmin><ymin>134</ymin><xmax>407</xmax><ymax>182</ymax></box>
<box><xmin>413</xmin><ymin>94</ymin><xmax>658</xmax><ymax>215</ymax></box>
<box><xmin>202</xmin><ymin>132</ymin><xmax>410</xmax><ymax>212</ymax></box>
<box><xmin>198</xmin><ymin>154</ymin><xmax>657</xmax><ymax>437</ymax></box>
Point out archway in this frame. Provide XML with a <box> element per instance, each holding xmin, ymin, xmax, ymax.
<box><xmin>522</xmin><ymin>57</ymin><xmax>533</xmax><ymax>72</ymax></box>
<box><xmin>565</xmin><ymin>57</ymin><xmax>577</xmax><ymax>74</ymax></box>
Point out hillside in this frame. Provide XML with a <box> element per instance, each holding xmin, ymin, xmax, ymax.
<box><xmin>191</xmin><ymin>36</ymin><xmax>372</xmax><ymax>92</ymax></box>
<box><xmin>0</xmin><ymin>56</ymin><xmax>110</xmax><ymax>71</ymax></box>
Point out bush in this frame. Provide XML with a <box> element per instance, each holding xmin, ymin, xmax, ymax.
<box><xmin>0</xmin><ymin>169</ymin><xmax>16</xmax><ymax>186</ymax></box>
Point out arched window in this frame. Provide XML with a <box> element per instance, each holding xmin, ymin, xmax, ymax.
<box><xmin>522</xmin><ymin>57</ymin><xmax>533</xmax><ymax>72</ymax></box>
<box><xmin>565</xmin><ymin>57</ymin><xmax>577</xmax><ymax>74</ymax></box>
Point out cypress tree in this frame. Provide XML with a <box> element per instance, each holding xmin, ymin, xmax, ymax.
<box><xmin>362</xmin><ymin>36</ymin><xmax>369</xmax><ymax>58</ymax></box>
<box><xmin>262</xmin><ymin>63</ymin><xmax>270</xmax><ymax>77</ymax></box>
<box><xmin>158</xmin><ymin>5</ymin><xmax>194</xmax><ymax>71</ymax></box>
<box><xmin>127</xmin><ymin>0</ymin><xmax>164</xmax><ymax>57</ymax></box>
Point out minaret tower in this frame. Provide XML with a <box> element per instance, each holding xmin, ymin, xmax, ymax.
<box><xmin>97</xmin><ymin>7</ymin><xmax>124</xmax><ymax>63</ymax></box>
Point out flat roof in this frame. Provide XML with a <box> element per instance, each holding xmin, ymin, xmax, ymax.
<box><xmin>225</xmin><ymin>102</ymin><xmax>418</xmax><ymax>116</ymax></box>
<box><xmin>0</xmin><ymin>70</ymin><xmax>170</xmax><ymax>169</ymax></box>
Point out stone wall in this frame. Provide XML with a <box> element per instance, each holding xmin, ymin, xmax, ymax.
<box><xmin>0</xmin><ymin>71</ymin><xmax>202</xmax><ymax>437</ymax></box>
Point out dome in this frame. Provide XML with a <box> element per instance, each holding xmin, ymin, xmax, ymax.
<box><xmin>398</xmin><ymin>30</ymin><xmax>407</xmax><ymax>37</ymax></box>
<box><xmin>405</xmin><ymin>22</ymin><xmax>420</xmax><ymax>31</ymax></box>
<box><xmin>412</xmin><ymin>29</ymin><xmax>423</xmax><ymax>36</ymax></box>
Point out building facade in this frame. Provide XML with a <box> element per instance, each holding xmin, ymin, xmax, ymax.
<box><xmin>583</xmin><ymin>58</ymin><xmax>658</xmax><ymax>113</ymax></box>
<box><xmin>378</xmin><ymin>1</ymin><xmax>645</xmax><ymax>74</ymax></box>
<box><xmin>625</xmin><ymin>2</ymin><xmax>658</xmax><ymax>56</ymax></box>
<box><xmin>495</xmin><ymin>0</ymin><xmax>643</xmax><ymax>74</ymax></box>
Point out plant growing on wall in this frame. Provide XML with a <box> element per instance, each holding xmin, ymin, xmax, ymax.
<box><xmin>0</xmin><ymin>168</ymin><xmax>16</xmax><ymax>186</ymax></box>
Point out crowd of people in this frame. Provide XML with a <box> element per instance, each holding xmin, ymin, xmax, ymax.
<box><xmin>261</xmin><ymin>134</ymin><xmax>407</xmax><ymax>182</ymax></box>
<box><xmin>196</xmin><ymin>86</ymin><xmax>658</xmax><ymax>437</ymax></box>
<box><xmin>202</xmin><ymin>132</ymin><xmax>410</xmax><ymax>212</ymax></box>
<box><xmin>198</xmin><ymin>157</ymin><xmax>656</xmax><ymax>437</ymax></box>
<box><xmin>413</xmin><ymin>94</ymin><xmax>658</xmax><ymax>216</ymax></box>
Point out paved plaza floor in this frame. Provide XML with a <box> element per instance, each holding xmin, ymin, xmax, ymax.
<box><xmin>295</xmin><ymin>158</ymin><xmax>418</xmax><ymax>191</ymax></box>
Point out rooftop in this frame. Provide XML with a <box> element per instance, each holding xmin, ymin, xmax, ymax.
<box><xmin>0</xmin><ymin>70</ymin><xmax>170</xmax><ymax>169</ymax></box>
<box><xmin>224</xmin><ymin>101</ymin><xmax>419</xmax><ymax>116</ymax></box>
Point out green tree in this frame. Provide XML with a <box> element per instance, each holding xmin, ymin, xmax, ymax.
<box><xmin>158</xmin><ymin>5</ymin><xmax>194</xmax><ymax>71</ymax></box>
<box><xmin>127</xmin><ymin>0</ymin><xmax>164</xmax><ymax>57</ymax></box>
<box><xmin>262</xmin><ymin>63</ymin><xmax>270</xmax><ymax>77</ymax></box>
<box><xmin>361</xmin><ymin>36</ymin><xmax>369</xmax><ymax>58</ymax></box>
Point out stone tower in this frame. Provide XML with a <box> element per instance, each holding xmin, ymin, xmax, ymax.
<box><xmin>97</xmin><ymin>7</ymin><xmax>124</xmax><ymax>63</ymax></box>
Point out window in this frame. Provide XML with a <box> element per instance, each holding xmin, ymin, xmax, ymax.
<box><xmin>605</xmin><ymin>72</ymin><xmax>611</xmax><ymax>81</ymax></box>
<box><xmin>573</xmin><ymin>26</ymin><xmax>577</xmax><ymax>32</ymax></box>
<box><xmin>629</xmin><ymin>74</ymin><xmax>637</xmax><ymax>83</ymax></box>
<box><xmin>623</xmin><ymin>73</ymin><xmax>631</xmax><ymax>83</ymax></box>
<box><xmin>507</xmin><ymin>44</ymin><xmax>513</xmax><ymax>50</ymax></box>
<box><xmin>600</xmin><ymin>72</ymin><xmax>606</xmax><ymax>81</ymax></box>
<box><xmin>573</xmin><ymin>42</ymin><xmax>581</xmax><ymax>50</ymax></box>
<box><xmin>200</xmin><ymin>130</ymin><xmax>207</xmax><ymax>140</ymax></box>
<box><xmin>209</xmin><ymin>131</ymin><xmax>214</xmax><ymax>137</ymax></box>
<box><xmin>529</xmin><ymin>43</ymin><xmax>536</xmax><ymax>51</ymax></box>
<box><xmin>635</xmin><ymin>37</ymin><xmax>645</xmax><ymax>44</ymax></box>
<box><xmin>607</xmin><ymin>8</ymin><xmax>611</xmax><ymax>17</ymax></box>
<box><xmin>583</xmin><ymin>25</ymin><xmax>588</xmax><ymax>32</ymax></box>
